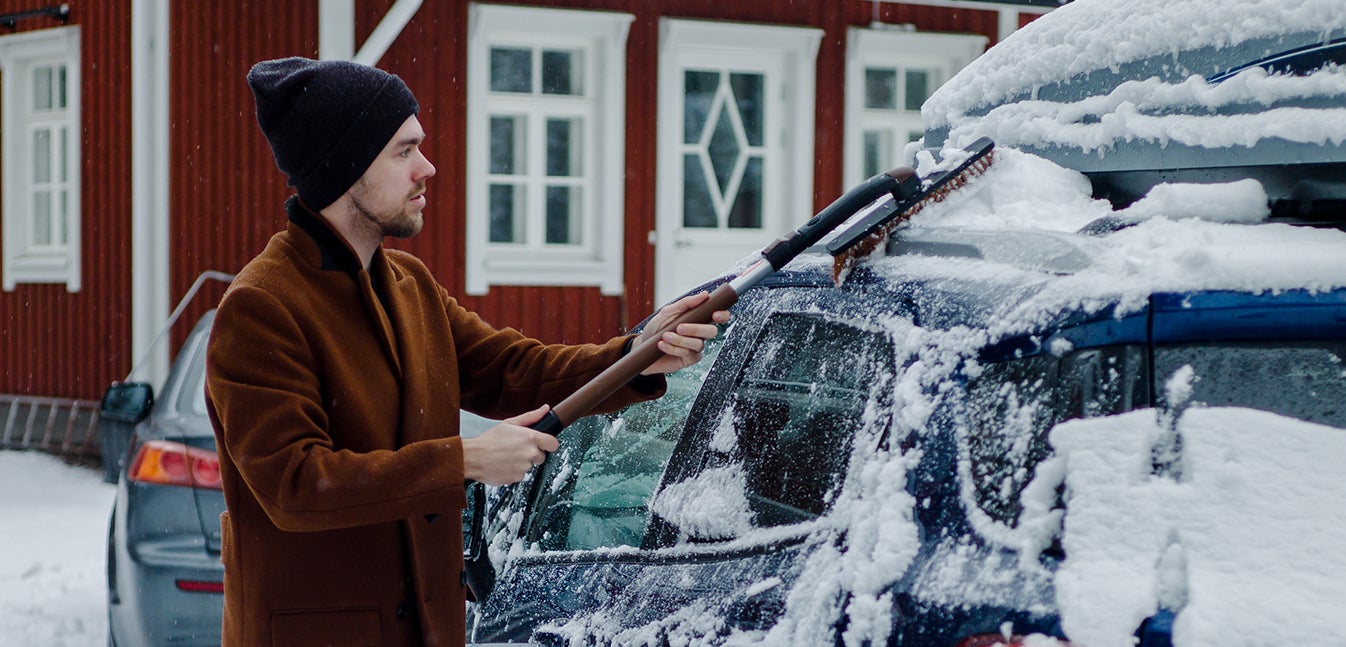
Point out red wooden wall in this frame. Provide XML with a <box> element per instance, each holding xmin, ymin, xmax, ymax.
<box><xmin>1</xmin><ymin>0</ymin><xmax>1010</xmax><ymax>400</ymax></box>
<box><xmin>0</xmin><ymin>1</ymin><xmax>132</xmax><ymax>399</ymax></box>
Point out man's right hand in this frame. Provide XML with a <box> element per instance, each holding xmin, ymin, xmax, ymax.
<box><xmin>461</xmin><ymin>405</ymin><xmax>560</xmax><ymax>486</ymax></box>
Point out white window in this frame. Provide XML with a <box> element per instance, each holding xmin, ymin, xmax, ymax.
<box><xmin>844</xmin><ymin>28</ymin><xmax>984</xmax><ymax>187</ymax></box>
<box><xmin>0</xmin><ymin>26</ymin><xmax>82</xmax><ymax>292</ymax></box>
<box><xmin>465</xmin><ymin>4</ymin><xmax>632</xmax><ymax>295</ymax></box>
<box><xmin>655</xmin><ymin>19</ymin><xmax>820</xmax><ymax>307</ymax></box>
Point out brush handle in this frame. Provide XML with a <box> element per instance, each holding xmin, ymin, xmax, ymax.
<box><xmin>537</xmin><ymin>282</ymin><xmax>741</xmax><ymax>434</ymax></box>
<box><xmin>762</xmin><ymin>167</ymin><xmax>918</xmax><ymax>271</ymax></box>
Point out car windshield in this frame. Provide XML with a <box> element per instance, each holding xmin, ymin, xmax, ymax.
<box><xmin>524</xmin><ymin>330</ymin><xmax>726</xmax><ymax>552</ymax></box>
<box><xmin>1155</xmin><ymin>341</ymin><xmax>1346</xmax><ymax>428</ymax></box>
<box><xmin>181</xmin><ymin>341</ymin><xmax>211</xmax><ymax>418</ymax></box>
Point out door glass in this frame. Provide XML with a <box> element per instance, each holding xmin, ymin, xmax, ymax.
<box><xmin>681</xmin><ymin>69</ymin><xmax>767</xmax><ymax>231</ymax></box>
<box><xmin>1155</xmin><ymin>341</ymin><xmax>1346</xmax><ymax>428</ymax></box>
<box><xmin>652</xmin><ymin>315</ymin><xmax>893</xmax><ymax>541</ymax></box>
<box><xmin>964</xmin><ymin>345</ymin><xmax>1147</xmax><ymax>526</ymax></box>
<box><xmin>526</xmin><ymin>333</ymin><xmax>726</xmax><ymax>552</ymax></box>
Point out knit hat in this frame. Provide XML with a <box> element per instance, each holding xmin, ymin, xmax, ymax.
<box><xmin>247</xmin><ymin>57</ymin><xmax>419</xmax><ymax>210</ymax></box>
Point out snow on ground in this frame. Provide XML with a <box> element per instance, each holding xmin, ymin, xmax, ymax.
<box><xmin>0</xmin><ymin>451</ymin><xmax>114</xmax><ymax>646</ymax></box>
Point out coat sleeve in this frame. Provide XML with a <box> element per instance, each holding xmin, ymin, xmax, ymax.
<box><xmin>206</xmin><ymin>284</ymin><xmax>466</xmax><ymax>533</ymax></box>
<box><xmin>443</xmin><ymin>293</ymin><xmax>665</xmax><ymax>421</ymax></box>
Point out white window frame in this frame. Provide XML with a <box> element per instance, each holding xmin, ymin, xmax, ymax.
<box><xmin>844</xmin><ymin>27</ymin><xmax>984</xmax><ymax>187</ymax></box>
<box><xmin>0</xmin><ymin>26</ymin><xmax>82</xmax><ymax>292</ymax></box>
<box><xmin>465</xmin><ymin>4</ymin><xmax>632</xmax><ymax>296</ymax></box>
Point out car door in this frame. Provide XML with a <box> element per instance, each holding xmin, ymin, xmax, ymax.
<box><xmin>468</xmin><ymin>283</ymin><xmax>903</xmax><ymax>645</ymax></box>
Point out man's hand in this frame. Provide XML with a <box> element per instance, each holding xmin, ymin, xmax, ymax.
<box><xmin>637</xmin><ymin>291</ymin><xmax>731</xmax><ymax>376</ymax></box>
<box><xmin>461</xmin><ymin>405</ymin><xmax>560</xmax><ymax>486</ymax></box>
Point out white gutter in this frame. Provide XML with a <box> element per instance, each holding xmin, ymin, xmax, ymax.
<box><xmin>130</xmin><ymin>0</ymin><xmax>171</xmax><ymax>387</ymax></box>
<box><xmin>319</xmin><ymin>0</ymin><xmax>422</xmax><ymax>65</ymax></box>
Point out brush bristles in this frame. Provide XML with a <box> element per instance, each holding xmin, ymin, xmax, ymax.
<box><xmin>832</xmin><ymin>148</ymin><xmax>996</xmax><ymax>284</ymax></box>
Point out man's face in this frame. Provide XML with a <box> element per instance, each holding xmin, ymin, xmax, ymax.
<box><xmin>348</xmin><ymin>115</ymin><xmax>436</xmax><ymax>239</ymax></box>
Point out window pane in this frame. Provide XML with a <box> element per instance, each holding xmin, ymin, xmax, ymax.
<box><xmin>707</xmin><ymin>105</ymin><xmax>740</xmax><ymax>195</ymax></box>
<box><xmin>57</xmin><ymin>190</ymin><xmax>68</xmax><ymax>246</ymax></box>
<box><xmin>33</xmin><ymin>129</ymin><xmax>52</xmax><ymax>184</ymax></box>
<box><xmin>489</xmin><ymin>183</ymin><xmax>523</xmax><ymax>243</ymax></box>
<box><xmin>33</xmin><ymin>192</ymin><xmax>52</xmax><ymax>246</ymax></box>
<box><xmin>59</xmin><ymin>127</ymin><xmax>68</xmax><ymax>182</ymax></box>
<box><xmin>56</xmin><ymin>65</ymin><xmax>67</xmax><ymax>109</ymax></box>
<box><xmin>865</xmin><ymin>68</ymin><xmax>897</xmax><ymax>110</ymax></box>
<box><xmin>864</xmin><ymin>130</ymin><xmax>891</xmax><ymax>178</ymax></box>
<box><xmin>489</xmin><ymin>115</ymin><xmax>523</xmax><ymax>175</ymax></box>
<box><xmin>34</xmin><ymin>66</ymin><xmax>53</xmax><ymax>110</ymax></box>
<box><xmin>541</xmin><ymin>50</ymin><xmax>580</xmax><ymax>96</ymax></box>
<box><xmin>546</xmin><ymin>118</ymin><xmax>580</xmax><ymax>177</ymax></box>
<box><xmin>683</xmin><ymin>154</ymin><xmax>716</xmax><ymax>228</ymax></box>
<box><xmin>546</xmin><ymin>185</ymin><xmax>580</xmax><ymax>244</ymax></box>
<box><xmin>728</xmin><ymin>156</ymin><xmax>762</xmax><ymax>229</ymax></box>
<box><xmin>905</xmin><ymin>69</ymin><xmax>931</xmax><ymax>111</ymax></box>
<box><xmin>684</xmin><ymin>70</ymin><xmax>720</xmax><ymax>145</ymax></box>
<box><xmin>730</xmin><ymin>73</ymin><xmax>764</xmax><ymax>147</ymax></box>
<box><xmin>490</xmin><ymin>47</ymin><xmax>532</xmax><ymax>93</ymax></box>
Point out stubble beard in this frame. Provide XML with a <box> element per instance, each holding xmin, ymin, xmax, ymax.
<box><xmin>350</xmin><ymin>180</ymin><xmax>425</xmax><ymax>240</ymax></box>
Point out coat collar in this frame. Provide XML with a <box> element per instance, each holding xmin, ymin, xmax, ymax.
<box><xmin>285</xmin><ymin>195</ymin><xmax>374</xmax><ymax>275</ymax></box>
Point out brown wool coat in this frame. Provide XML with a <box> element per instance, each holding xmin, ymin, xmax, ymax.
<box><xmin>205</xmin><ymin>199</ymin><xmax>662</xmax><ymax>647</ymax></box>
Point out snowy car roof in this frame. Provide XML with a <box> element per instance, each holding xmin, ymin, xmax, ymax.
<box><xmin>922</xmin><ymin>0</ymin><xmax>1346</xmax><ymax>189</ymax></box>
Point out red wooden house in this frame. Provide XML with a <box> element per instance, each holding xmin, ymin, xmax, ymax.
<box><xmin>0</xmin><ymin>0</ymin><xmax>1057</xmax><ymax>458</ymax></box>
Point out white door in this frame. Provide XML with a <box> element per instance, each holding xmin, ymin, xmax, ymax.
<box><xmin>655</xmin><ymin>20</ymin><xmax>820</xmax><ymax>307</ymax></box>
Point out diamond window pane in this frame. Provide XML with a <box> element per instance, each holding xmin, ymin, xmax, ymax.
<box><xmin>728</xmin><ymin>156</ymin><xmax>762</xmax><ymax>229</ymax></box>
<box><xmin>490</xmin><ymin>115</ymin><xmax>524</xmax><ymax>175</ymax></box>
<box><xmin>865</xmin><ymin>68</ymin><xmax>897</xmax><ymax>110</ymax></box>
<box><xmin>730</xmin><ymin>73</ymin><xmax>764</xmax><ymax>147</ymax></box>
<box><xmin>34</xmin><ymin>66</ymin><xmax>53</xmax><ymax>110</ymax></box>
<box><xmin>489</xmin><ymin>183</ymin><xmax>524</xmax><ymax>243</ymax></box>
<box><xmin>34</xmin><ymin>129</ymin><xmax>51</xmax><ymax>184</ymax></box>
<box><xmin>546</xmin><ymin>118</ymin><xmax>580</xmax><ymax>177</ymax></box>
<box><xmin>905</xmin><ymin>69</ymin><xmax>931</xmax><ymax>111</ymax></box>
<box><xmin>683</xmin><ymin>154</ymin><xmax>716</xmax><ymax>228</ymax></box>
<box><xmin>684</xmin><ymin>71</ymin><xmax>719</xmax><ymax>145</ymax></box>
<box><xmin>33</xmin><ymin>192</ymin><xmax>52</xmax><ymax>245</ymax></box>
<box><xmin>707</xmin><ymin>107</ymin><xmax>740</xmax><ymax>196</ymax></box>
<box><xmin>546</xmin><ymin>185</ymin><xmax>581</xmax><ymax>244</ymax></box>
<box><xmin>542</xmin><ymin>50</ymin><xmax>580</xmax><ymax>96</ymax></box>
<box><xmin>490</xmin><ymin>47</ymin><xmax>532</xmax><ymax>93</ymax></box>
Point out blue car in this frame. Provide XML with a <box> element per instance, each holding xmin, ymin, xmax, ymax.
<box><xmin>464</xmin><ymin>219</ymin><xmax>1346</xmax><ymax>645</ymax></box>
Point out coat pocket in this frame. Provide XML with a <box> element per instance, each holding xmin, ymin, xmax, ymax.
<box><xmin>271</xmin><ymin>607</ymin><xmax>381</xmax><ymax>646</ymax></box>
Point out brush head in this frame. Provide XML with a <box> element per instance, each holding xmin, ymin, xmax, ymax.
<box><xmin>828</xmin><ymin>137</ymin><xmax>997</xmax><ymax>284</ymax></box>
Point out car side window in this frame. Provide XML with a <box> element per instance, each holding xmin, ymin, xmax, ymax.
<box><xmin>963</xmin><ymin>345</ymin><xmax>1147</xmax><ymax>526</ymax></box>
<box><xmin>652</xmin><ymin>314</ymin><xmax>893</xmax><ymax>541</ymax></box>
<box><xmin>523</xmin><ymin>334</ymin><xmax>724</xmax><ymax>552</ymax></box>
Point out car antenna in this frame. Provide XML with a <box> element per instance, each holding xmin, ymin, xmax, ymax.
<box><xmin>827</xmin><ymin>137</ymin><xmax>997</xmax><ymax>284</ymax></box>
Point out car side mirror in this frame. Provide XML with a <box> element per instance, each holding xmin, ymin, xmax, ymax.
<box><xmin>462</xmin><ymin>481</ymin><xmax>496</xmax><ymax>601</ymax></box>
<box><xmin>100</xmin><ymin>382</ymin><xmax>155</xmax><ymax>423</ymax></box>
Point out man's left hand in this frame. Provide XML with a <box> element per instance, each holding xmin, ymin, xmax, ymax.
<box><xmin>637</xmin><ymin>291</ymin><xmax>731</xmax><ymax>375</ymax></box>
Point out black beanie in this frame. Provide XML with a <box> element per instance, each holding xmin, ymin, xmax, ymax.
<box><xmin>247</xmin><ymin>57</ymin><xmax>419</xmax><ymax>210</ymax></box>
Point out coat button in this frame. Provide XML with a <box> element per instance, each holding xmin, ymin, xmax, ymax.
<box><xmin>397</xmin><ymin>602</ymin><xmax>410</xmax><ymax>619</ymax></box>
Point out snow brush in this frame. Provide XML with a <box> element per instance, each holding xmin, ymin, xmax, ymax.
<box><xmin>827</xmin><ymin>136</ymin><xmax>997</xmax><ymax>284</ymax></box>
<box><xmin>529</xmin><ymin>163</ymin><xmax>929</xmax><ymax>436</ymax></box>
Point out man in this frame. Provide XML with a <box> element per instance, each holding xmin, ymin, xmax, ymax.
<box><xmin>205</xmin><ymin>57</ymin><xmax>727</xmax><ymax>647</ymax></box>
